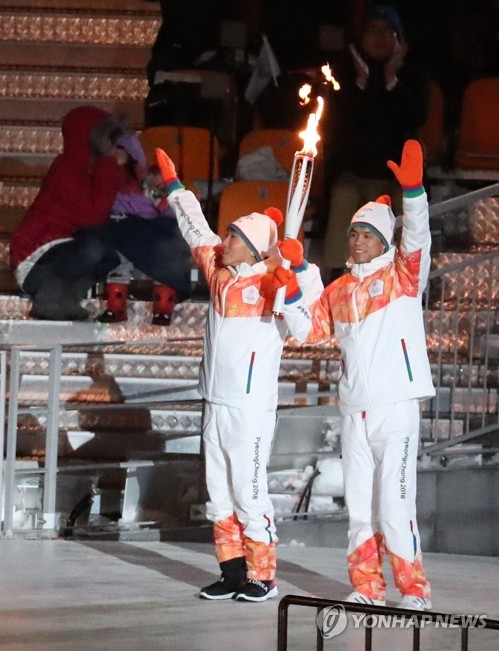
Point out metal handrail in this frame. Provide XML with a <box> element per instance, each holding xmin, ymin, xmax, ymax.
<box><xmin>393</xmin><ymin>182</ymin><xmax>499</xmax><ymax>229</ymax></box>
<box><xmin>2</xmin><ymin>345</ymin><xmax>62</xmax><ymax>537</ymax></box>
<box><xmin>422</xmin><ymin>248</ymin><xmax>499</xmax><ymax>456</ymax></box>
<box><xmin>277</xmin><ymin>594</ymin><xmax>499</xmax><ymax>651</ymax></box>
<box><xmin>428</xmin><ymin>182</ymin><xmax>499</xmax><ymax>219</ymax></box>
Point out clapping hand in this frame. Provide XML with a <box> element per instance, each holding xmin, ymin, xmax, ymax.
<box><xmin>349</xmin><ymin>44</ymin><xmax>369</xmax><ymax>89</ymax></box>
<box><xmin>384</xmin><ymin>37</ymin><xmax>407</xmax><ymax>88</ymax></box>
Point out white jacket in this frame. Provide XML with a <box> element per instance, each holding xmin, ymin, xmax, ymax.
<box><xmin>285</xmin><ymin>190</ymin><xmax>436</xmax><ymax>415</ymax></box>
<box><xmin>168</xmin><ymin>188</ymin><xmax>322</xmax><ymax>410</ymax></box>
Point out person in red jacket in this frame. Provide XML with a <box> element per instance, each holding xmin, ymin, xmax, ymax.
<box><xmin>10</xmin><ymin>105</ymin><xmax>126</xmax><ymax>320</ymax></box>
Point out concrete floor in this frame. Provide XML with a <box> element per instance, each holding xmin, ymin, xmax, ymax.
<box><xmin>0</xmin><ymin>538</ymin><xmax>498</xmax><ymax>650</ymax></box>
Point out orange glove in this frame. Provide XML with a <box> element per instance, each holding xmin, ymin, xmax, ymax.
<box><xmin>278</xmin><ymin>238</ymin><xmax>304</xmax><ymax>268</ymax></box>
<box><xmin>386</xmin><ymin>139</ymin><xmax>423</xmax><ymax>191</ymax></box>
<box><xmin>272</xmin><ymin>266</ymin><xmax>301</xmax><ymax>303</ymax></box>
<box><xmin>155</xmin><ymin>148</ymin><xmax>184</xmax><ymax>192</ymax></box>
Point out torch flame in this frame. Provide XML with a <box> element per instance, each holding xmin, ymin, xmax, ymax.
<box><xmin>321</xmin><ymin>63</ymin><xmax>341</xmax><ymax>90</ymax></box>
<box><xmin>298</xmin><ymin>83</ymin><xmax>312</xmax><ymax>105</ymax></box>
<box><xmin>298</xmin><ymin>96</ymin><xmax>324</xmax><ymax>157</ymax></box>
<box><xmin>295</xmin><ymin>62</ymin><xmax>340</xmax><ymax>158</ymax></box>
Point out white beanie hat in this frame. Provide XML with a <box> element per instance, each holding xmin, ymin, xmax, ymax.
<box><xmin>348</xmin><ymin>195</ymin><xmax>395</xmax><ymax>252</ymax></box>
<box><xmin>229</xmin><ymin>208</ymin><xmax>283</xmax><ymax>262</ymax></box>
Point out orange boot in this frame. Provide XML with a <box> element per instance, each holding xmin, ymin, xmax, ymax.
<box><xmin>98</xmin><ymin>282</ymin><xmax>128</xmax><ymax>323</ymax></box>
<box><xmin>152</xmin><ymin>283</ymin><xmax>176</xmax><ymax>326</ymax></box>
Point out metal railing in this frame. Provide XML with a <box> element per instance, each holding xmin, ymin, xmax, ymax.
<box><xmin>423</xmin><ymin>251</ymin><xmax>498</xmax><ymax>455</ymax></box>
<box><xmin>420</xmin><ymin>184</ymin><xmax>499</xmax><ymax>456</ymax></box>
<box><xmin>277</xmin><ymin>595</ymin><xmax>499</xmax><ymax>651</ymax></box>
<box><xmin>1</xmin><ymin>344</ymin><xmax>62</xmax><ymax>537</ymax></box>
<box><xmin>0</xmin><ymin>339</ymin><xmax>205</xmax><ymax>537</ymax></box>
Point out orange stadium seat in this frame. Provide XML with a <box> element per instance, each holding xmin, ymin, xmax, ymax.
<box><xmin>217</xmin><ymin>180</ymin><xmax>304</xmax><ymax>242</ymax></box>
<box><xmin>454</xmin><ymin>77</ymin><xmax>499</xmax><ymax>170</ymax></box>
<box><xmin>418</xmin><ymin>79</ymin><xmax>445</xmax><ymax>167</ymax></box>
<box><xmin>139</xmin><ymin>125</ymin><xmax>180</xmax><ymax>168</ymax></box>
<box><xmin>139</xmin><ymin>125</ymin><xmax>220</xmax><ymax>182</ymax></box>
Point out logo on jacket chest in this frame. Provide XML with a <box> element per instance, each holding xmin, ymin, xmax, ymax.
<box><xmin>242</xmin><ymin>285</ymin><xmax>261</xmax><ymax>305</ymax></box>
<box><xmin>368</xmin><ymin>278</ymin><xmax>384</xmax><ymax>298</ymax></box>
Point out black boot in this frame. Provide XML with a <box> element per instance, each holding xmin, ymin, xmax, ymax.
<box><xmin>199</xmin><ymin>556</ymin><xmax>247</xmax><ymax>600</ymax></box>
<box><xmin>29</xmin><ymin>279</ymin><xmax>89</xmax><ymax>321</ymax></box>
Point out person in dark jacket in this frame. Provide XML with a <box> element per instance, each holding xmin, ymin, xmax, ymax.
<box><xmin>10</xmin><ymin>106</ymin><xmax>125</xmax><ymax>320</ymax></box>
<box><xmin>322</xmin><ymin>4</ymin><xmax>429</xmax><ymax>282</ymax></box>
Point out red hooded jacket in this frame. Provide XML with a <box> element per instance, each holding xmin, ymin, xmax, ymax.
<box><xmin>10</xmin><ymin>106</ymin><xmax>122</xmax><ymax>269</ymax></box>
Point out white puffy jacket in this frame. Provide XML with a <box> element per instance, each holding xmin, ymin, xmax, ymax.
<box><xmin>285</xmin><ymin>190</ymin><xmax>436</xmax><ymax>415</ymax></box>
<box><xmin>168</xmin><ymin>188</ymin><xmax>322</xmax><ymax>410</ymax></box>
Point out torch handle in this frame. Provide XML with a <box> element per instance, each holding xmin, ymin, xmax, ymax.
<box><xmin>272</xmin><ymin>258</ymin><xmax>291</xmax><ymax>316</ymax></box>
<box><xmin>273</xmin><ymin>153</ymin><xmax>314</xmax><ymax>316</ymax></box>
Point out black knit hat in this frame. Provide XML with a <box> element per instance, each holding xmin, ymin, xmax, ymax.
<box><xmin>365</xmin><ymin>5</ymin><xmax>403</xmax><ymax>39</ymax></box>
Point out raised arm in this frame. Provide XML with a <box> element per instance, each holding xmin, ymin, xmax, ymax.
<box><xmin>156</xmin><ymin>147</ymin><xmax>220</xmax><ymax>278</ymax></box>
<box><xmin>387</xmin><ymin>139</ymin><xmax>431</xmax><ymax>291</ymax></box>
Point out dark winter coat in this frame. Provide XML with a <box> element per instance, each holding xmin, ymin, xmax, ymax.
<box><xmin>326</xmin><ymin>54</ymin><xmax>429</xmax><ymax>180</ymax></box>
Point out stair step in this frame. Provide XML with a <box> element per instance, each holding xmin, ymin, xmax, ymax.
<box><xmin>0</xmin><ymin>209</ymin><xmax>26</xmax><ymax>234</ymax></box>
<box><xmin>18</xmin><ymin>351</ymin><xmax>203</xmax><ymax>380</ymax></box>
<box><xmin>11</xmin><ymin>410</ymin><xmax>478</xmax><ymax>460</ymax></box>
<box><xmin>0</xmin><ymin>296</ymin><xmax>209</xmax><ymax>343</ymax></box>
<box><xmin>0</xmin><ymin>11</ymin><xmax>158</xmax><ymax>46</ymax></box>
<box><xmin>1</xmin><ymin>42</ymin><xmax>152</xmax><ymax>73</ymax></box>
<box><xmin>0</xmin><ymin>124</ymin><xmax>62</xmax><ymax>152</ymax></box>
<box><xmin>10</xmin><ymin>346</ymin><xmax>495</xmax><ymax>391</ymax></box>
<box><xmin>425</xmin><ymin>308</ymin><xmax>498</xmax><ymax>357</ymax></box>
<box><xmin>19</xmin><ymin>374</ymin><xmax>201</xmax><ymax>404</ymax></box>
<box><xmin>13</xmin><ymin>371</ymin><xmax>497</xmax><ymax>414</ymax></box>
<box><xmin>0</xmin><ymin>152</ymin><xmax>55</xmax><ymax>179</ymax></box>
<box><xmin>426</xmin><ymin>386</ymin><xmax>498</xmax><ymax>415</ymax></box>
<box><xmin>434</xmin><ymin>361</ymin><xmax>499</xmax><ymax>389</ymax></box>
<box><xmin>0</xmin><ymin>296</ymin><xmax>494</xmax><ymax>380</ymax></box>
<box><xmin>16</xmin><ymin>403</ymin><xmax>203</xmax><ymax>458</ymax></box>
<box><xmin>431</xmin><ymin>252</ymin><xmax>499</xmax><ymax>305</ymax></box>
<box><xmin>17</xmin><ymin>402</ymin><xmax>202</xmax><ymax>432</ymax></box>
<box><xmin>0</xmin><ymin>0</ymin><xmax>160</xmax><ymax>12</ymax></box>
<box><xmin>0</xmin><ymin>179</ymin><xmax>40</xmax><ymax>209</ymax></box>
<box><xmin>0</xmin><ymin>98</ymin><xmax>145</xmax><ymax>128</ymax></box>
<box><xmin>0</xmin><ymin>267</ymin><xmax>17</xmax><ymax>293</ymax></box>
<box><xmin>0</xmin><ymin>69</ymin><xmax>147</xmax><ymax>100</ymax></box>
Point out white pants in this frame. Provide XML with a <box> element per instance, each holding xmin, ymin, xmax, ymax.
<box><xmin>203</xmin><ymin>402</ymin><xmax>277</xmax><ymax>544</ymax></box>
<box><xmin>341</xmin><ymin>400</ymin><xmax>422</xmax><ymax>562</ymax></box>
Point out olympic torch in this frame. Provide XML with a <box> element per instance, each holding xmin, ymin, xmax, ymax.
<box><xmin>273</xmin><ymin>95</ymin><xmax>324</xmax><ymax>315</ymax></box>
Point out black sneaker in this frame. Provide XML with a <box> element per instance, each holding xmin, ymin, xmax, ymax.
<box><xmin>199</xmin><ymin>576</ymin><xmax>244</xmax><ymax>600</ymax></box>
<box><xmin>236</xmin><ymin>579</ymin><xmax>278</xmax><ymax>602</ymax></box>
